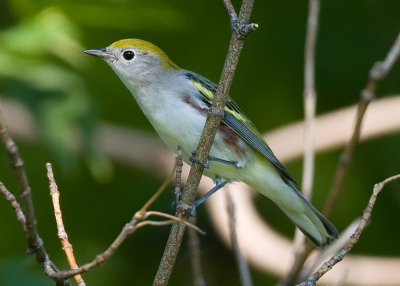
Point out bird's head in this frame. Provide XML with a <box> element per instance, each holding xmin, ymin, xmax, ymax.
<box><xmin>85</xmin><ymin>39</ymin><xmax>179</xmax><ymax>88</ymax></box>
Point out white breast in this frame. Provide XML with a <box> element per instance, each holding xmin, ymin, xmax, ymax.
<box><xmin>125</xmin><ymin>74</ymin><xmax>251</xmax><ymax>181</ymax></box>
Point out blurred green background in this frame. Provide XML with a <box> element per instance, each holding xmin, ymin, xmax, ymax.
<box><xmin>0</xmin><ymin>0</ymin><xmax>400</xmax><ymax>285</ymax></box>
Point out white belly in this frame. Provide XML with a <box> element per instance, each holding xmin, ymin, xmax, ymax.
<box><xmin>147</xmin><ymin>102</ymin><xmax>251</xmax><ymax>181</ymax></box>
<box><xmin>130</xmin><ymin>85</ymin><xmax>251</xmax><ymax>182</ymax></box>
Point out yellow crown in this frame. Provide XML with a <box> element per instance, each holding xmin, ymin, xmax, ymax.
<box><xmin>110</xmin><ymin>39</ymin><xmax>179</xmax><ymax>70</ymax></box>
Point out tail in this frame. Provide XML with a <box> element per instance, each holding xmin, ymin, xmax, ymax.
<box><xmin>278</xmin><ymin>184</ymin><xmax>338</xmax><ymax>248</ymax></box>
<box><xmin>234</xmin><ymin>155</ymin><xmax>338</xmax><ymax>247</ymax></box>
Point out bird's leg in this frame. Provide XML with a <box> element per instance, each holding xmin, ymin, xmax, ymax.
<box><xmin>184</xmin><ymin>177</ymin><xmax>228</xmax><ymax>216</ymax></box>
<box><xmin>208</xmin><ymin>155</ymin><xmax>245</xmax><ymax>169</ymax></box>
<box><xmin>189</xmin><ymin>151</ymin><xmax>245</xmax><ymax>169</ymax></box>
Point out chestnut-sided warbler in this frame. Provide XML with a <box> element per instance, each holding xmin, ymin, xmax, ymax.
<box><xmin>85</xmin><ymin>39</ymin><xmax>338</xmax><ymax>247</ymax></box>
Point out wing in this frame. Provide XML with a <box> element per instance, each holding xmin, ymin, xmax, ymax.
<box><xmin>185</xmin><ymin>71</ymin><xmax>296</xmax><ymax>186</ymax></box>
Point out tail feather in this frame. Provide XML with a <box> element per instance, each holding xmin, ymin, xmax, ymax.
<box><xmin>241</xmin><ymin>158</ymin><xmax>338</xmax><ymax>248</ymax></box>
<box><xmin>279</xmin><ymin>186</ymin><xmax>338</xmax><ymax>247</ymax></box>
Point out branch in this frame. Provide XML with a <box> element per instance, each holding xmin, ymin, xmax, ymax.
<box><xmin>0</xmin><ymin>181</ymin><xmax>27</xmax><ymax>232</ymax></box>
<box><xmin>143</xmin><ymin>211</ymin><xmax>205</xmax><ymax>235</ymax></box>
<box><xmin>301</xmin><ymin>0</ymin><xmax>320</xmax><ymax>202</ymax></box>
<box><xmin>47</xmin><ymin>165</ymin><xmax>204</xmax><ymax>280</ymax></box>
<box><xmin>174</xmin><ymin>146</ymin><xmax>183</xmax><ymax>205</ymax></box>
<box><xmin>182</xmin><ymin>148</ymin><xmax>206</xmax><ymax>286</ymax></box>
<box><xmin>46</xmin><ymin>163</ymin><xmax>86</xmax><ymax>286</ymax></box>
<box><xmin>49</xmin><ymin>209</ymin><xmax>204</xmax><ymax>280</ymax></box>
<box><xmin>226</xmin><ymin>189</ymin><xmax>253</xmax><ymax>286</ymax></box>
<box><xmin>284</xmin><ymin>27</ymin><xmax>400</xmax><ymax>286</ymax></box>
<box><xmin>223</xmin><ymin>0</ymin><xmax>258</xmax><ymax>38</ymax></box>
<box><xmin>0</xmin><ymin>105</ymin><xmax>69</xmax><ymax>286</ymax></box>
<box><xmin>188</xmin><ymin>217</ymin><xmax>206</xmax><ymax>286</ymax></box>
<box><xmin>282</xmin><ymin>1</ymin><xmax>321</xmax><ymax>284</ymax></box>
<box><xmin>153</xmin><ymin>1</ymin><xmax>257</xmax><ymax>285</ymax></box>
<box><xmin>48</xmin><ymin>214</ymin><xmax>147</xmax><ymax>279</ymax></box>
<box><xmin>297</xmin><ymin>174</ymin><xmax>400</xmax><ymax>286</ymax></box>
<box><xmin>323</xmin><ymin>31</ymin><xmax>400</xmax><ymax>217</ymax></box>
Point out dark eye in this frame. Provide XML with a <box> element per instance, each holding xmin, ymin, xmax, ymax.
<box><xmin>123</xmin><ymin>50</ymin><xmax>135</xmax><ymax>61</ymax></box>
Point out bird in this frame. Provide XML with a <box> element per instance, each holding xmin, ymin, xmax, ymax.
<box><xmin>84</xmin><ymin>39</ymin><xmax>338</xmax><ymax>247</ymax></box>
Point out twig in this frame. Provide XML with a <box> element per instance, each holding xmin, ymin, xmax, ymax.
<box><xmin>153</xmin><ymin>1</ymin><xmax>257</xmax><ymax>286</ymax></box>
<box><xmin>299</xmin><ymin>218</ymin><xmax>360</xmax><ymax>280</ymax></box>
<box><xmin>297</xmin><ymin>174</ymin><xmax>400</xmax><ymax>286</ymax></box>
<box><xmin>177</xmin><ymin>147</ymin><xmax>207</xmax><ymax>286</ymax></box>
<box><xmin>174</xmin><ymin>146</ymin><xmax>183</xmax><ymax>204</ymax></box>
<box><xmin>323</xmin><ymin>31</ymin><xmax>400</xmax><ymax>217</ymax></box>
<box><xmin>143</xmin><ymin>211</ymin><xmax>205</xmax><ymax>235</ymax></box>
<box><xmin>0</xmin><ymin>181</ymin><xmax>27</xmax><ymax>232</ymax></box>
<box><xmin>226</xmin><ymin>189</ymin><xmax>253</xmax><ymax>286</ymax></box>
<box><xmin>48</xmin><ymin>213</ymin><xmax>143</xmax><ymax>279</ymax></box>
<box><xmin>49</xmin><ymin>209</ymin><xmax>204</xmax><ymax>280</ymax></box>
<box><xmin>286</xmin><ymin>26</ymin><xmax>400</xmax><ymax>286</ymax></box>
<box><xmin>302</xmin><ymin>0</ymin><xmax>320</xmax><ymax>202</ymax></box>
<box><xmin>188</xmin><ymin>217</ymin><xmax>207</xmax><ymax>286</ymax></box>
<box><xmin>136</xmin><ymin>220</ymin><xmax>177</xmax><ymax>228</ymax></box>
<box><xmin>282</xmin><ymin>1</ymin><xmax>321</xmax><ymax>284</ymax></box>
<box><xmin>47</xmin><ymin>174</ymin><xmax>203</xmax><ymax>280</ymax></box>
<box><xmin>0</xmin><ymin>106</ymin><xmax>69</xmax><ymax>286</ymax></box>
<box><xmin>46</xmin><ymin>163</ymin><xmax>86</xmax><ymax>286</ymax></box>
<box><xmin>222</xmin><ymin>0</ymin><xmax>236</xmax><ymax>18</ymax></box>
<box><xmin>223</xmin><ymin>0</ymin><xmax>258</xmax><ymax>38</ymax></box>
<box><xmin>176</xmin><ymin>147</ymin><xmax>207</xmax><ymax>286</ymax></box>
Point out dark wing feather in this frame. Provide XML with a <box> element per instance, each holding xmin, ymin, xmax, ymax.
<box><xmin>185</xmin><ymin>71</ymin><xmax>296</xmax><ymax>186</ymax></box>
<box><xmin>223</xmin><ymin>112</ymin><xmax>295</xmax><ymax>185</ymax></box>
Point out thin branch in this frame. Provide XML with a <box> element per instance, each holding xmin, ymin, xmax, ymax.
<box><xmin>299</xmin><ymin>218</ymin><xmax>360</xmax><ymax>280</ymax></box>
<box><xmin>47</xmin><ymin>175</ymin><xmax>200</xmax><ymax>280</ymax></box>
<box><xmin>226</xmin><ymin>189</ymin><xmax>253</xmax><ymax>286</ymax></box>
<box><xmin>46</xmin><ymin>163</ymin><xmax>86</xmax><ymax>286</ymax></box>
<box><xmin>175</xmin><ymin>146</ymin><xmax>207</xmax><ymax>286</ymax></box>
<box><xmin>136</xmin><ymin>220</ymin><xmax>178</xmax><ymax>228</ymax></box>
<box><xmin>0</xmin><ymin>107</ymin><xmax>35</xmax><ymax>238</ymax></box>
<box><xmin>323</xmin><ymin>31</ymin><xmax>400</xmax><ymax>217</ymax></box>
<box><xmin>174</xmin><ymin>146</ymin><xmax>183</xmax><ymax>205</ymax></box>
<box><xmin>153</xmin><ymin>1</ymin><xmax>257</xmax><ymax>285</ymax></box>
<box><xmin>297</xmin><ymin>174</ymin><xmax>400</xmax><ymax>286</ymax></box>
<box><xmin>0</xmin><ymin>181</ymin><xmax>27</xmax><ymax>232</ymax></box>
<box><xmin>222</xmin><ymin>0</ymin><xmax>236</xmax><ymax>17</ymax></box>
<box><xmin>48</xmin><ymin>208</ymin><xmax>204</xmax><ymax>280</ymax></box>
<box><xmin>302</xmin><ymin>0</ymin><xmax>320</xmax><ymax>202</ymax></box>
<box><xmin>188</xmin><ymin>217</ymin><xmax>207</xmax><ymax>286</ymax></box>
<box><xmin>285</xmin><ymin>27</ymin><xmax>400</xmax><ymax>286</ymax></box>
<box><xmin>283</xmin><ymin>1</ymin><xmax>321</xmax><ymax>284</ymax></box>
<box><xmin>223</xmin><ymin>0</ymin><xmax>258</xmax><ymax>38</ymax></box>
<box><xmin>144</xmin><ymin>211</ymin><xmax>205</xmax><ymax>235</ymax></box>
<box><xmin>137</xmin><ymin>219</ymin><xmax>203</xmax><ymax>230</ymax></box>
<box><xmin>0</xmin><ymin>106</ymin><xmax>69</xmax><ymax>286</ymax></box>
<box><xmin>48</xmin><ymin>214</ymin><xmax>142</xmax><ymax>279</ymax></box>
